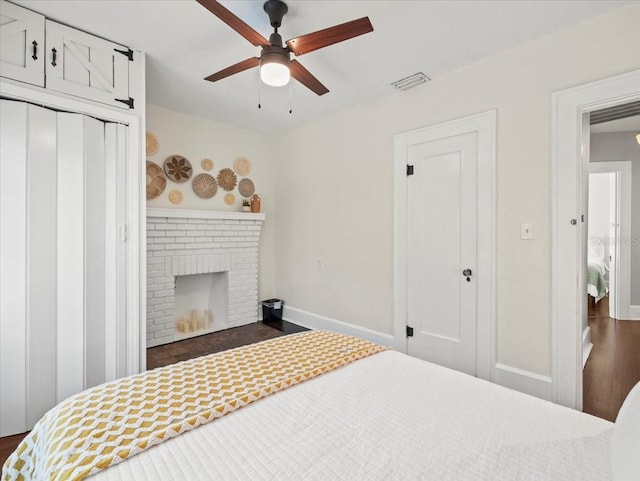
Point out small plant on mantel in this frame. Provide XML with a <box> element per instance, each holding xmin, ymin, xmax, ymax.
<box><xmin>242</xmin><ymin>199</ymin><xmax>251</xmax><ymax>212</ymax></box>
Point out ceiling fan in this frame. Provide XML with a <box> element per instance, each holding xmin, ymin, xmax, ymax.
<box><xmin>196</xmin><ymin>0</ymin><xmax>374</xmax><ymax>96</ymax></box>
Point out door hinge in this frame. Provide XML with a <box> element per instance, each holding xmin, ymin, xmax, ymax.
<box><xmin>406</xmin><ymin>164</ymin><xmax>414</xmax><ymax>176</ymax></box>
<box><xmin>114</xmin><ymin>47</ymin><xmax>134</xmax><ymax>61</ymax></box>
<box><xmin>406</xmin><ymin>325</ymin><xmax>414</xmax><ymax>337</ymax></box>
<box><xmin>581</xmin><ymin>214</ymin><xmax>585</xmax><ymax>222</ymax></box>
<box><xmin>120</xmin><ymin>224</ymin><xmax>128</xmax><ymax>243</ymax></box>
<box><xmin>115</xmin><ymin>97</ymin><xmax>135</xmax><ymax>109</ymax></box>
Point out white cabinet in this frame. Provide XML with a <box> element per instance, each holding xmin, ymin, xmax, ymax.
<box><xmin>0</xmin><ymin>0</ymin><xmax>45</xmax><ymax>86</ymax></box>
<box><xmin>46</xmin><ymin>20</ymin><xmax>132</xmax><ymax>109</ymax></box>
<box><xmin>0</xmin><ymin>1</ymin><xmax>134</xmax><ymax>109</ymax></box>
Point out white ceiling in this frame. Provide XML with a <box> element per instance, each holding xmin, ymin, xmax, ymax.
<box><xmin>15</xmin><ymin>0</ymin><xmax>633</xmax><ymax>133</ymax></box>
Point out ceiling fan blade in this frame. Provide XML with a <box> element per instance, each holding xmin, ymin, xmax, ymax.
<box><xmin>289</xmin><ymin>60</ymin><xmax>329</xmax><ymax>96</ymax></box>
<box><xmin>197</xmin><ymin>0</ymin><xmax>269</xmax><ymax>47</ymax></box>
<box><xmin>204</xmin><ymin>57</ymin><xmax>260</xmax><ymax>82</ymax></box>
<box><xmin>286</xmin><ymin>17</ymin><xmax>373</xmax><ymax>56</ymax></box>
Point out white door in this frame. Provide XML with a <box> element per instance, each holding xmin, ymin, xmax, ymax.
<box><xmin>0</xmin><ymin>100</ymin><xmax>128</xmax><ymax>436</ymax></box>
<box><xmin>0</xmin><ymin>0</ymin><xmax>45</xmax><ymax>86</ymax></box>
<box><xmin>45</xmin><ymin>20</ymin><xmax>130</xmax><ymax>109</ymax></box>
<box><xmin>406</xmin><ymin>133</ymin><xmax>478</xmax><ymax>375</ymax></box>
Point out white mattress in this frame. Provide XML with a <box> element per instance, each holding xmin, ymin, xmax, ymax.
<box><xmin>90</xmin><ymin>350</ymin><xmax>613</xmax><ymax>481</ymax></box>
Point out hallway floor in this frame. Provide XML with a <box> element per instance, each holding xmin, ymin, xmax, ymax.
<box><xmin>583</xmin><ymin>296</ymin><xmax>640</xmax><ymax>422</ymax></box>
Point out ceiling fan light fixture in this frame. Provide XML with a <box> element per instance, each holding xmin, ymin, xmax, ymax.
<box><xmin>260</xmin><ymin>50</ymin><xmax>290</xmax><ymax>87</ymax></box>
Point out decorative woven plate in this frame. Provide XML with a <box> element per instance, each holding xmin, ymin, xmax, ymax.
<box><xmin>217</xmin><ymin>168</ymin><xmax>237</xmax><ymax>191</ymax></box>
<box><xmin>201</xmin><ymin>158</ymin><xmax>214</xmax><ymax>171</ymax></box>
<box><xmin>224</xmin><ymin>193</ymin><xmax>236</xmax><ymax>205</ymax></box>
<box><xmin>164</xmin><ymin>155</ymin><xmax>192</xmax><ymax>183</ymax></box>
<box><xmin>233</xmin><ymin>156</ymin><xmax>251</xmax><ymax>176</ymax></box>
<box><xmin>192</xmin><ymin>173</ymin><xmax>217</xmax><ymax>199</ymax></box>
<box><xmin>169</xmin><ymin>189</ymin><xmax>183</xmax><ymax>204</ymax></box>
<box><xmin>146</xmin><ymin>133</ymin><xmax>159</xmax><ymax>156</ymax></box>
<box><xmin>238</xmin><ymin>178</ymin><xmax>255</xmax><ymax>198</ymax></box>
<box><xmin>146</xmin><ymin>161</ymin><xmax>166</xmax><ymax>200</ymax></box>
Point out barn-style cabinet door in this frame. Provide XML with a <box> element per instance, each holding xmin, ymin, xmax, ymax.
<box><xmin>45</xmin><ymin>20</ymin><xmax>132</xmax><ymax>109</ymax></box>
<box><xmin>0</xmin><ymin>0</ymin><xmax>45</xmax><ymax>86</ymax></box>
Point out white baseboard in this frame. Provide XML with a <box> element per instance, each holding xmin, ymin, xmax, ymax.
<box><xmin>582</xmin><ymin>326</ymin><xmax>593</xmax><ymax>368</ymax></box>
<box><xmin>494</xmin><ymin>363</ymin><xmax>553</xmax><ymax>401</ymax></box>
<box><xmin>283</xmin><ymin>305</ymin><xmax>394</xmax><ymax>346</ymax></box>
<box><xmin>628</xmin><ymin>305</ymin><xmax>640</xmax><ymax>320</ymax></box>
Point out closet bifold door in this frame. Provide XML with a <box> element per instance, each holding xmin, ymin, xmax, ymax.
<box><xmin>0</xmin><ymin>101</ymin><xmax>126</xmax><ymax>436</ymax></box>
<box><xmin>0</xmin><ymin>101</ymin><xmax>57</xmax><ymax>436</ymax></box>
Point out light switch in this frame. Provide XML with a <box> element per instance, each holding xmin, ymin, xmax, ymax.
<box><xmin>520</xmin><ymin>222</ymin><xmax>534</xmax><ymax>240</ymax></box>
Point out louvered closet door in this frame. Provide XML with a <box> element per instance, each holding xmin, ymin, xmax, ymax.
<box><xmin>0</xmin><ymin>100</ymin><xmax>127</xmax><ymax>436</ymax></box>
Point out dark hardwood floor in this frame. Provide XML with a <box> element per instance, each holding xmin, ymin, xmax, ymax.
<box><xmin>583</xmin><ymin>295</ymin><xmax>640</xmax><ymax>422</ymax></box>
<box><xmin>0</xmin><ymin>320</ymin><xmax>307</xmax><ymax>467</ymax></box>
<box><xmin>147</xmin><ymin>320</ymin><xmax>308</xmax><ymax>370</ymax></box>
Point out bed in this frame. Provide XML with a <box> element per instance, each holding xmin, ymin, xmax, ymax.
<box><xmin>587</xmin><ymin>244</ymin><xmax>608</xmax><ymax>302</ymax></box>
<box><xmin>3</xmin><ymin>330</ymin><xmax>638</xmax><ymax>481</ymax></box>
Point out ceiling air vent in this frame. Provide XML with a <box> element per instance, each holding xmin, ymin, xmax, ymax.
<box><xmin>391</xmin><ymin>72</ymin><xmax>430</xmax><ymax>91</ymax></box>
<box><xmin>590</xmin><ymin>101</ymin><xmax>640</xmax><ymax>125</ymax></box>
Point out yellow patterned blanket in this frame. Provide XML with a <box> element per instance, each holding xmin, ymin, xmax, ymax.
<box><xmin>2</xmin><ymin>330</ymin><xmax>386</xmax><ymax>481</ymax></box>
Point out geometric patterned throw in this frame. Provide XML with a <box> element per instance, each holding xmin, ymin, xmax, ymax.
<box><xmin>2</xmin><ymin>331</ymin><xmax>387</xmax><ymax>481</ymax></box>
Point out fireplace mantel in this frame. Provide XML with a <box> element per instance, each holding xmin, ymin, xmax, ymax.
<box><xmin>147</xmin><ymin>208</ymin><xmax>265</xmax><ymax>222</ymax></box>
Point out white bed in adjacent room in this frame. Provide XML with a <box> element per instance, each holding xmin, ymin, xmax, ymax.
<box><xmin>91</xmin><ymin>350</ymin><xmax>614</xmax><ymax>481</ymax></box>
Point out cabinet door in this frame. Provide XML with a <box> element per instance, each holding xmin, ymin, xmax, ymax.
<box><xmin>0</xmin><ymin>0</ymin><xmax>45</xmax><ymax>86</ymax></box>
<box><xmin>45</xmin><ymin>20</ymin><xmax>131</xmax><ymax>109</ymax></box>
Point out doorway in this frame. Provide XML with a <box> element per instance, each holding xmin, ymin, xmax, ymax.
<box><xmin>552</xmin><ymin>69</ymin><xmax>640</xmax><ymax>410</ymax></box>
<box><xmin>394</xmin><ymin>110</ymin><xmax>496</xmax><ymax>381</ymax></box>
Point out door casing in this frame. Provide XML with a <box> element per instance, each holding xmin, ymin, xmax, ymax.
<box><xmin>393</xmin><ymin>110</ymin><xmax>497</xmax><ymax>382</ymax></box>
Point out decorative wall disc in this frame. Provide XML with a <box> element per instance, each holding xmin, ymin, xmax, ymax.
<box><xmin>201</xmin><ymin>158</ymin><xmax>214</xmax><ymax>171</ymax></box>
<box><xmin>146</xmin><ymin>161</ymin><xmax>166</xmax><ymax>200</ymax></box>
<box><xmin>164</xmin><ymin>155</ymin><xmax>192</xmax><ymax>183</ymax></box>
<box><xmin>168</xmin><ymin>189</ymin><xmax>183</xmax><ymax>204</ymax></box>
<box><xmin>238</xmin><ymin>178</ymin><xmax>255</xmax><ymax>198</ymax></box>
<box><xmin>224</xmin><ymin>193</ymin><xmax>236</xmax><ymax>205</ymax></box>
<box><xmin>146</xmin><ymin>132</ymin><xmax>159</xmax><ymax>156</ymax></box>
<box><xmin>233</xmin><ymin>156</ymin><xmax>251</xmax><ymax>176</ymax></box>
<box><xmin>192</xmin><ymin>173</ymin><xmax>218</xmax><ymax>199</ymax></box>
<box><xmin>217</xmin><ymin>168</ymin><xmax>237</xmax><ymax>191</ymax></box>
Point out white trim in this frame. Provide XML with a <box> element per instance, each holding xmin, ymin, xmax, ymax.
<box><xmin>552</xmin><ymin>69</ymin><xmax>640</xmax><ymax>409</ymax></box>
<box><xmin>588</xmin><ymin>161</ymin><xmax>633</xmax><ymax>320</ymax></box>
<box><xmin>494</xmin><ymin>363</ymin><xmax>553</xmax><ymax>401</ymax></box>
<box><xmin>147</xmin><ymin>208</ymin><xmax>266</xmax><ymax>222</ymax></box>
<box><xmin>283</xmin><ymin>305</ymin><xmax>394</xmax><ymax>347</ymax></box>
<box><xmin>582</xmin><ymin>326</ymin><xmax>593</xmax><ymax>368</ymax></box>
<box><xmin>393</xmin><ymin>110</ymin><xmax>496</xmax><ymax>381</ymax></box>
<box><xmin>1</xmin><ymin>64</ymin><xmax>144</xmax><ymax>377</ymax></box>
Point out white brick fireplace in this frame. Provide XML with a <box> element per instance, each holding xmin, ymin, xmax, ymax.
<box><xmin>146</xmin><ymin>208</ymin><xmax>265</xmax><ymax>347</ymax></box>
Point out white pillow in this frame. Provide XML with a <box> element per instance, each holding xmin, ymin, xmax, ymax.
<box><xmin>613</xmin><ymin>381</ymin><xmax>640</xmax><ymax>481</ymax></box>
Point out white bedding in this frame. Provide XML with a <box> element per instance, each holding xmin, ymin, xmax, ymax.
<box><xmin>91</xmin><ymin>350</ymin><xmax>613</xmax><ymax>481</ymax></box>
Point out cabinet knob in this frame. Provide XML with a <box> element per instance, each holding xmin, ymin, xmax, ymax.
<box><xmin>51</xmin><ymin>48</ymin><xmax>57</xmax><ymax>67</ymax></box>
<box><xmin>31</xmin><ymin>41</ymin><xmax>38</xmax><ymax>61</ymax></box>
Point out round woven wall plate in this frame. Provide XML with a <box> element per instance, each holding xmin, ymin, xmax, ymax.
<box><xmin>146</xmin><ymin>161</ymin><xmax>166</xmax><ymax>200</ymax></box>
<box><xmin>164</xmin><ymin>155</ymin><xmax>193</xmax><ymax>183</ymax></box>
<box><xmin>233</xmin><ymin>156</ymin><xmax>251</xmax><ymax>176</ymax></box>
<box><xmin>168</xmin><ymin>189</ymin><xmax>183</xmax><ymax>204</ymax></box>
<box><xmin>192</xmin><ymin>173</ymin><xmax>217</xmax><ymax>199</ymax></box>
<box><xmin>146</xmin><ymin>133</ymin><xmax>159</xmax><ymax>156</ymax></box>
<box><xmin>224</xmin><ymin>193</ymin><xmax>236</xmax><ymax>205</ymax></box>
<box><xmin>201</xmin><ymin>158</ymin><xmax>214</xmax><ymax>171</ymax></box>
<box><xmin>217</xmin><ymin>168</ymin><xmax>237</xmax><ymax>191</ymax></box>
<box><xmin>238</xmin><ymin>178</ymin><xmax>255</xmax><ymax>198</ymax></box>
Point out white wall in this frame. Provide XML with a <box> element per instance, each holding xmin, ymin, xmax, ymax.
<box><xmin>587</xmin><ymin>173</ymin><xmax>612</xmax><ymax>264</ymax></box>
<box><xmin>591</xmin><ymin>131</ymin><xmax>640</xmax><ymax>304</ymax></box>
<box><xmin>145</xmin><ymin>104</ymin><xmax>278</xmax><ymax>301</ymax></box>
<box><xmin>273</xmin><ymin>5</ymin><xmax>640</xmax><ymax>376</ymax></box>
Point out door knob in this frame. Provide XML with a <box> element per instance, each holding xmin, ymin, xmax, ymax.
<box><xmin>463</xmin><ymin>268</ymin><xmax>472</xmax><ymax>282</ymax></box>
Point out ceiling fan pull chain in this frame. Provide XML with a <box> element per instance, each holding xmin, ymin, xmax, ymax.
<box><xmin>289</xmin><ymin>79</ymin><xmax>293</xmax><ymax>114</ymax></box>
<box><xmin>258</xmin><ymin>68</ymin><xmax>262</xmax><ymax>109</ymax></box>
